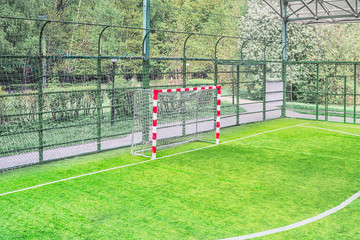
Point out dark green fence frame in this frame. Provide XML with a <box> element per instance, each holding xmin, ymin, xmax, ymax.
<box><xmin>1</xmin><ymin>16</ymin><xmax>360</xmax><ymax>171</ymax></box>
<box><xmin>286</xmin><ymin>61</ymin><xmax>359</xmax><ymax>124</ymax></box>
<box><xmin>0</xmin><ymin>16</ymin><xmax>277</xmax><ymax>170</ymax></box>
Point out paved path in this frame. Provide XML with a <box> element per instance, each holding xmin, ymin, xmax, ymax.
<box><xmin>2</xmin><ymin>98</ymin><xmax>357</xmax><ymax>170</ymax></box>
<box><xmin>0</xmin><ymin>98</ymin><xmax>280</xmax><ymax>170</ymax></box>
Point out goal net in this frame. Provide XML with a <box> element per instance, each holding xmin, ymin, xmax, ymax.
<box><xmin>131</xmin><ymin>86</ymin><xmax>221</xmax><ymax>159</ymax></box>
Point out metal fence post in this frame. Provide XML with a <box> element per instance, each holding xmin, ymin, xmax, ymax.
<box><xmin>96</xmin><ymin>26</ymin><xmax>111</xmax><ymax>152</ymax></box>
<box><xmin>232</xmin><ymin>65</ymin><xmax>235</xmax><ymax>104</ymax></box>
<box><xmin>316</xmin><ymin>63</ymin><xmax>319</xmax><ymax>120</ymax></box>
<box><xmin>96</xmin><ymin>58</ymin><xmax>102</xmax><ymax>152</ymax></box>
<box><xmin>354</xmin><ymin>64</ymin><xmax>357</xmax><ymax>124</ymax></box>
<box><xmin>236</xmin><ymin>65</ymin><xmax>240</xmax><ymax>125</ymax></box>
<box><xmin>183</xmin><ymin>59</ymin><xmax>187</xmax><ymax>87</ymax></box>
<box><xmin>182</xmin><ymin>34</ymin><xmax>193</xmax><ymax>137</ymax></box>
<box><xmin>263</xmin><ymin>63</ymin><xmax>266</xmax><ymax>121</ymax></box>
<box><xmin>182</xmin><ymin>59</ymin><xmax>186</xmax><ymax>136</ymax></box>
<box><xmin>214</xmin><ymin>61</ymin><xmax>218</xmax><ymax>86</ymax></box>
<box><xmin>281</xmin><ymin>1</ymin><xmax>287</xmax><ymax>118</ymax></box>
<box><xmin>325</xmin><ymin>76</ymin><xmax>328</xmax><ymax>121</ymax></box>
<box><xmin>142</xmin><ymin>30</ymin><xmax>151</xmax><ymax>142</ymax></box>
<box><xmin>38</xmin><ymin>56</ymin><xmax>44</xmax><ymax>163</ymax></box>
<box><xmin>344</xmin><ymin>76</ymin><xmax>347</xmax><ymax>123</ymax></box>
<box><xmin>142</xmin><ymin>57</ymin><xmax>150</xmax><ymax>89</ymax></box>
<box><xmin>38</xmin><ymin>21</ymin><xmax>50</xmax><ymax>163</ymax></box>
<box><xmin>281</xmin><ymin>61</ymin><xmax>287</xmax><ymax>117</ymax></box>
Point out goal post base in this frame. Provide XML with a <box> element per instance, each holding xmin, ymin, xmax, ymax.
<box><xmin>132</xmin><ymin>138</ymin><xmax>218</xmax><ymax>159</ymax></box>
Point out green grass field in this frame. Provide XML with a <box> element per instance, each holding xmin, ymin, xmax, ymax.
<box><xmin>1</xmin><ymin>118</ymin><xmax>360</xmax><ymax>239</ymax></box>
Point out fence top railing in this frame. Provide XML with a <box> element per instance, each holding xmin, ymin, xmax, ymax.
<box><xmin>1</xmin><ymin>15</ymin><xmax>279</xmax><ymax>62</ymax></box>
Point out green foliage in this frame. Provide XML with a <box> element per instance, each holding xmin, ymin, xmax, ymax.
<box><xmin>1</xmin><ymin>0</ymin><xmax>247</xmax><ymax>84</ymax></box>
<box><xmin>240</xmin><ymin>0</ymin><xmax>323</xmax><ymax>102</ymax></box>
<box><xmin>0</xmin><ymin>91</ymin><xmax>38</xmax><ymax>130</ymax></box>
<box><xmin>0</xmin><ymin>91</ymin><xmax>8</xmax><ymax>125</ymax></box>
<box><xmin>105</xmin><ymin>76</ymin><xmax>137</xmax><ymax>119</ymax></box>
<box><xmin>0</xmin><ymin>80</ymin><xmax>134</xmax><ymax>128</ymax></box>
<box><xmin>0</xmin><ymin>0</ymin><xmax>50</xmax><ymax>55</ymax></box>
<box><xmin>319</xmin><ymin>24</ymin><xmax>360</xmax><ymax>61</ymax></box>
<box><xmin>44</xmin><ymin>85</ymin><xmax>96</xmax><ymax>121</ymax></box>
<box><xmin>149</xmin><ymin>0</ymin><xmax>246</xmax><ymax>77</ymax></box>
<box><xmin>241</xmin><ymin>0</ymin><xmax>323</xmax><ymax>61</ymax></box>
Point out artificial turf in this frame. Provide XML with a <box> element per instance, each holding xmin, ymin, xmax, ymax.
<box><xmin>0</xmin><ymin>118</ymin><xmax>359</xmax><ymax>239</ymax></box>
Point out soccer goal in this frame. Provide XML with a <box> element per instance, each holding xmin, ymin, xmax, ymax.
<box><xmin>131</xmin><ymin>86</ymin><xmax>221</xmax><ymax>159</ymax></box>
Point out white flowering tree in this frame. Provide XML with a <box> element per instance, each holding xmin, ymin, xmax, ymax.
<box><xmin>239</xmin><ymin>0</ymin><xmax>323</xmax><ymax>102</ymax></box>
<box><xmin>240</xmin><ymin>0</ymin><xmax>322</xmax><ymax>61</ymax></box>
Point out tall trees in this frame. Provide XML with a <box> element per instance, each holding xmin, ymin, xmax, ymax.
<box><xmin>240</xmin><ymin>0</ymin><xmax>322</xmax><ymax>62</ymax></box>
<box><xmin>240</xmin><ymin>0</ymin><xmax>323</xmax><ymax>102</ymax></box>
<box><xmin>0</xmin><ymin>0</ymin><xmax>51</xmax><ymax>55</ymax></box>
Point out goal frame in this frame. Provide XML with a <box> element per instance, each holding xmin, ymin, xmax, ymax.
<box><xmin>150</xmin><ymin>86</ymin><xmax>221</xmax><ymax>159</ymax></box>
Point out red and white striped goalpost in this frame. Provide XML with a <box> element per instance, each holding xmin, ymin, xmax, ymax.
<box><xmin>151</xmin><ymin>86</ymin><xmax>221</xmax><ymax>159</ymax></box>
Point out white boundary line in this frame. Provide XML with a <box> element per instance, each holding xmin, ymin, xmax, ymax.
<box><xmin>0</xmin><ymin>124</ymin><xmax>303</xmax><ymax>197</ymax></box>
<box><xmin>313</xmin><ymin>122</ymin><xmax>360</xmax><ymax>129</ymax></box>
<box><xmin>222</xmin><ymin>190</ymin><xmax>360</xmax><ymax>240</ymax></box>
<box><xmin>301</xmin><ymin>125</ymin><xmax>360</xmax><ymax>137</ymax></box>
<box><xmin>222</xmin><ymin>124</ymin><xmax>360</xmax><ymax>240</ymax></box>
<box><xmin>0</xmin><ymin>160</ymin><xmax>153</xmax><ymax>197</ymax></box>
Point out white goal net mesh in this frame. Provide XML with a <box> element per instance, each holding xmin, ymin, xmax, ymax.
<box><xmin>131</xmin><ymin>87</ymin><xmax>220</xmax><ymax>158</ymax></box>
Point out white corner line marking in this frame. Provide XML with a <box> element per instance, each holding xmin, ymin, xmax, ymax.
<box><xmin>222</xmin><ymin>190</ymin><xmax>360</xmax><ymax>240</ymax></box>
<box><xmin>301</xmin><ymin>125</ymin><xmax>360</xmax><ymax>138</ymax></box>
<box><xmin>314</xmin><ymin>122</ymin><xmax>360</xmax><ymax>129</ymax></box>
<box><xmin>0</xmin><ymin>160</ymin><xmax>154</xmax><ymax>197</ymax></box>
<box><xmin>0</xmin><ymin>123</ymin><xmax>304</xmax><ymax>197</ymax></box>
<box><xmin>221</xmin><ymin>124</ymin><xmax>360</xmax><ymax>240</ymax></box>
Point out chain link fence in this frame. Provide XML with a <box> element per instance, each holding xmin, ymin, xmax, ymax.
<box><xmin>286</xmin><ymin>62</ymin><xmax>360</xmax><ymax>124</ymax></box>
<box><xmin>0</xmin><ymin>17</ymin><xmax>289</xmax><ymax>170</ymax></box>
